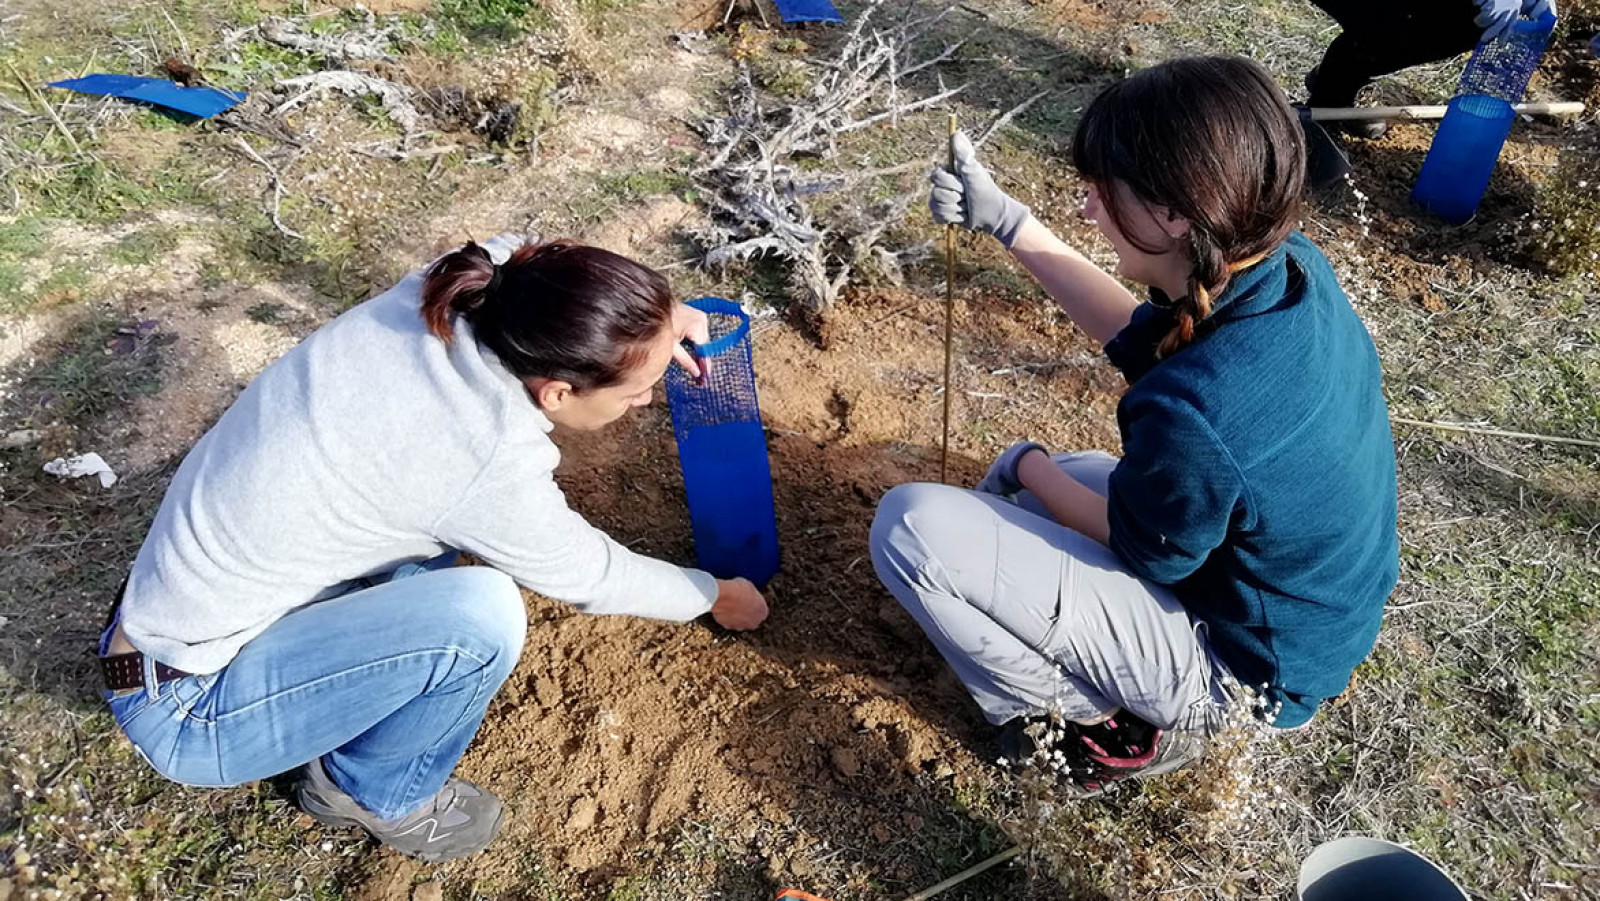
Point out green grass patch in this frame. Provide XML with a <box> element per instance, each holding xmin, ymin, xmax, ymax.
<box><xmin>435</xmin><ymin>0</ymin><xmax>556</xmax><ymax>42</ymax></box>
<box><xmin>111</xmin><ymin>226</ymin><xmax>182</xmax><ymax>266</ymax></box>
<box><xmin>14</xmin><ymin>309</ymin><xmax>169</xmax><ymax>428</ymax></box>
<box><xmin>205</xmin><ymin>39</ymin><xmax>325</xmax><ymax>88</ymax></box>
<box><xmin>0</xmin><ymin>218</ymin><xmax>47</xmax><ymax>258</ymax></box>
<box><xmin>598</xmin><ymin>169</ymin><xmax>692</xmax><ymax>200</ymax></box>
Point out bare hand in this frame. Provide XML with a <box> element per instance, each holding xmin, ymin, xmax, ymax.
<box><xmin>671</xmin><ymin>303</ymin><xmax>712</xmax><ymax>382</ymax></box>
<box><xmin>711</xmin><ymin>578</ymin><xmax>768</xmax><ymax>631</ymax></box>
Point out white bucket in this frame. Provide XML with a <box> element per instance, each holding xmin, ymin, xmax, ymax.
<box><xmin>1297</xmin><ymin>837</ymin><xmax>1468</xmax><ymax>901</ymax></box>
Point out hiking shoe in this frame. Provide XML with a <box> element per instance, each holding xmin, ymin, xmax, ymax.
<box><xmin>1303</xmin><ymin>65</ymin><xmax>1389</xmax><ymax>140</ymax></box>
<box><xmin>1061</xmin><ymin>711</ymin><xmax>1207</xmax><ymax>798</ymax></box>
<box><xmin>295</xmin><ymin>759</ymin><xmax>504</xmax><ymax>862</ymax></box>
<box><xmin>997</xmin><ymin>712</ymin><xmax>1207</xmax><ymax>798</ymax></box>
<box><xmin>1333</xmin><ymin>118</ymin><xmax>1389</xmax><ymax>140</ymax></box>
<box><xmin>995</xmin><ymin>715</ymin><xmax>1101</xmax><ymax>782</ymax></box>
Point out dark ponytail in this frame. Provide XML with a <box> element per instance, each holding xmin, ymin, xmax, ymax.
<box><xmin>421</xmin><ymin>239</ymin><xmax>675</xmax><ymax>390</ymax></box>
<box><xmin>1070</xmin><ymin>56</ymin><xmax>1306</xmax><ymax>358</ymax></box>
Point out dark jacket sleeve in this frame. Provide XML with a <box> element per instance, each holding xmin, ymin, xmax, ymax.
<box><xmin>1106</xmin><ymin>394</ymin><xmax>1246</xmax><ymax>585</ymax></box>
<box><xmin>1103</xmin><ymin>301</ymin><xmax>1174</xmax><ymax>385</ymax></box>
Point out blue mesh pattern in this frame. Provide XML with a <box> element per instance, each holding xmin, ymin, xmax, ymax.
<box><xmin>1412</xmin><ymin>11</ymin><xmax>1556</xmax><ymax>223</ymax></box>
<box><xmin>666</xmin><ymin>297</ymin><xmax>780</xmax><ymax>586</ymax></box>
<box><xmin>667</xmin><ymin>299</ymin><xmax>761</xmax><ymax>438</ymax></box>
<box><xmin>1458</xmin><ymin>12</ymin><xmax>1556</xmax><ymax>101</ymax></box>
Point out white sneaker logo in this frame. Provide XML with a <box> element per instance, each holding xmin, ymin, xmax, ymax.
<box><xmin>395</xmin><ymin>817</ymin><xmax>454</xmax><ymax>844</ymax></box>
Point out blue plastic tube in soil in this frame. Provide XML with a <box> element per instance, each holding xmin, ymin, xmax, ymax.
<box><xmin>1411</xmin><ymin>9</ymin><xmax>1557</xmax><ymax>224</ymax></box>
<box><xmin>666</xmin><ymin>297</ymin><xmax>780</xmax><ymax>587</ymax></box>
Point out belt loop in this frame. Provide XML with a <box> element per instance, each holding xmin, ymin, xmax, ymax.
<box><xmin>142</xmin><ymin>649</ymin><xmax>162</xmax><ymax>700</ymax></box>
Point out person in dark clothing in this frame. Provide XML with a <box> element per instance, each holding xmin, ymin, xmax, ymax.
<box><xmin>1306</xmin><ymin>0</ymin><xmax>1556</xmax><ymax>137</ymax></box>
<box><xmin>873</xmin><ymin>57</ymin><xmax>1400</xmax><ymax>796</ymax></box>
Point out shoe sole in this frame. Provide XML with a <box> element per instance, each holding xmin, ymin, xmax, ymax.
<box><xmin>1059</xmin><ymin>748</ymin><xmax>1205</xmax><ymax>800</ymax></box>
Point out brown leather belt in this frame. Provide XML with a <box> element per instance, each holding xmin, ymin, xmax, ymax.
<box><xmin>101</xmin><ymin>651</ymin><xmax>192</xmax><ymax>692</ymax></box>
<box><xmin>100</xmin><ymin>578</ymin><xmax>192</xmax><ymax>693</ymax></box>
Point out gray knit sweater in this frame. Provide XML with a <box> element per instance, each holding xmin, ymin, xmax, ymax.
<box><xmin>121</xmin><ymin>235</ymin><xmax>718</xmax><ymax>673</ymax></box>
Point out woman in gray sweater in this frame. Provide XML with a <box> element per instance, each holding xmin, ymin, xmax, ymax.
<box><xmin>96</xmin><ymin>235</ymin><xmax>769</xmax><ymax>861</ymax></box>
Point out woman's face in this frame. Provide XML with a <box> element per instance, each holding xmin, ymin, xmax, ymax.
<box><xmin>1083</xmin><ymin>180</ymin><xmax>1191</xmax><ymax>292</ymax></box>
<box><xmin>534</xmin><ymin>323</ymin><xmax>677</xmax><ymax>431</ymax></box>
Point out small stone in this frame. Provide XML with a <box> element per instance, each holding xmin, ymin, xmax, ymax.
<box><xmin>830</xmin><ymin>747</ymin><xmax>860</xmax><ymax>778</ymax></box>
<box><xmin>412</xmin><ymin>882</ymin><xmax>444</xmax><ymax>901</ymax></box>
<box><xmin>567</xmin><ymin>797</ymin><xmax>598</xmax><ymax>833</ymax></box>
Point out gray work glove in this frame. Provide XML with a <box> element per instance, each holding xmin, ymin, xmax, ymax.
<box><xmin>928</xmin><ymin>132</ymin><xmax>1033</xmax><ymax>248</ymax></box>
<box><xmin>975</xmin><ymin>441</ymin><xmax>1048</xmax><ymax>497</ymax></box>
<box><xmin>1476</xmin><ymin>0</ymin><xmax>1552</xmax><ymax>40</ymax></box>
<box><xmin>1475</xmin><ymin>0</ymin><xmax>1518</xmax><ymax>40</ymax></box>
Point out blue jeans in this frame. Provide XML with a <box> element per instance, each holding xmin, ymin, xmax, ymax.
<box><xmin>101</xmin><ymin>556</ymin><xmax>526</xmax><ymax>820</ymax></box>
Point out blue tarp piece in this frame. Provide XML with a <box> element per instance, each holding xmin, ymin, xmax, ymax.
<box><xmin>48</xmin><ymin>74</ymin><xmax>245</xmax><ymax>119</ymax></box>
<box><xmin>772</xmin><ymin>0</ymin><xmax>844</xmax><ymax>24</ymax></box>
<box><xmin>666</xmin><ymin>297</ymin><xmax>781</xmax><ymax>587</ymax></box>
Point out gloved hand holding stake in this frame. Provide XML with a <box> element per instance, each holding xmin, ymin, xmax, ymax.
<box><xmin>1477</xmin><ymin>0</ymin><xmax>1557</xmax><ymax>42</ymax></box>
<box><xmin>928</xmin><ymin>132</ymin><xmax>1034</xmax><ymax>248</ymax></box>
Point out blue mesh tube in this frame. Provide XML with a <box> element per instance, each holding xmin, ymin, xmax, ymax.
<box><xmin>666</xmin><ymin>297</ymin><xmax>780</xmax><ymax>586</ymax></box>
<box><xmin>1412</xmin><ymin>10</ymin><xmax>1556</xmax><ymax>223</ymax></box>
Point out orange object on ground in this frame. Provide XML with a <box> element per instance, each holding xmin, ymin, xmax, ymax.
<box><xmin>776</xmin><ymin>890</ymin><xmax>834</xmax><ymax>901</ymax></box>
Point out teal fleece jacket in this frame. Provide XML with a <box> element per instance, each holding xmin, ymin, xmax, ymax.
<box><xmin>1102</xmin><ymin>232</ymin><xmax>1400</xmax><ymax>728</ymax></box>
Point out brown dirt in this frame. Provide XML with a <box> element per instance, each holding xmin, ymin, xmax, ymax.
<box><xmin>403</xmin><ymin>289</ymin><xmax>1126</xmax><ymax>895</ymax></box>
<box><xmin>581</xmin><ymin>196</ymin><xmax>702</xmax><ymax>259</ymax></box>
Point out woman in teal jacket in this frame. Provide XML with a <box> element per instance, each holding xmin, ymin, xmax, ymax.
<box><xmin>871</xmin><ymin>56</ymin><xmax>1400</xmax><ymax>793</ymax></box>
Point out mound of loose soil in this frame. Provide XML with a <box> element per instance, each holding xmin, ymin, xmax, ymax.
<box><xmin>378</xmin><ymin>290</ymin><xmax>1122</xmax><ymax>897</ymax></box>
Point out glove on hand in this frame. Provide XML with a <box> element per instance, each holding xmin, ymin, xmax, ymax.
<box><xmin>975</xmin><ymin>441</ymin><xmax>1048</xmax><ymax>497</ymax></box>
<box><xmin>928</xmin><ymin>132</ymin><xmax>1033</xmax><ymax>248</ymax></box>
<box><xmin>1475</xmin><ymin>0</ymin><xmax>1523</xmax><ymax>41</ymax></box>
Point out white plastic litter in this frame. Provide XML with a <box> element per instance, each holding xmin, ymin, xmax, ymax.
<box><xmin>43</xmin><ymin>452</ymin><xmax>118</xmax><ymax>488</ymax></box>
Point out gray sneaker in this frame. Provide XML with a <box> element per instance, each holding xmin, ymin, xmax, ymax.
<box><xmin>295</xmin><ymin>759</ymin><xmax>504</xmax><ymax>862</ymax></box>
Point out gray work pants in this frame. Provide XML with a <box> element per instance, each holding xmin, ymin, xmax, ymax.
<box><xmin>870</xmin><ymin>451</ymin><xmax>1229</xmax><ymax>734</ymax></box>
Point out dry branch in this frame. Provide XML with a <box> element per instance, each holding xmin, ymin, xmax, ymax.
<box><xmin>256</xmin><ymin>16</ymin><xmax>401</xmax><ymax>63</ymax></box>
<box><xmin>974</xmin><ymin>89</ymin><xmax>1050</xmax><ymax>146</ymax></box>
<box><xmin>230</xmin><ymin>136</ymin><xmax>302</xmax><ymax>240</ymax></box>
<box><xmin>7</xmin><ymin>62</ymin><xmax>85</xmax><ymax>157</ymax></box>
<box><xmin>690</xmin><ymin>0</ymin><xmax>966</xmax><ymax>313</ymax></box>
<box><xmin>276</xmin><ymin>70</ymin><xmax>423</xmax><ymax>134</ymax></box>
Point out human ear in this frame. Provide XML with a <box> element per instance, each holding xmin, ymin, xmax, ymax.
<box><xmin>527</xmin><ymin>377</ymin><xmax>575</xmax><ymax>412</ymax></box>
<box><xmin>1159</xmin><ymin>209</ymin><xmax>1192</xmax><ymax>240</ymax></box>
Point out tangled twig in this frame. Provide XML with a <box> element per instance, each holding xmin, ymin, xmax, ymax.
<box><xmin>690</xmin><ymin>0</ymin><xmax>966</xmax><ymax>313</ymax></box>
<box><xmin>230</xmin><ymin>136</ymin><xmax>302</xmax><ymax>240</ymax></box>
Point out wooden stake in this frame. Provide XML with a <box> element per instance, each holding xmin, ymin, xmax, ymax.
<box><xmin>898</xmin><ymin>846</ymin><xmax>1022</xmax><ymax>901</ymax></box>
<box><xmin>1391</xmin><ymin>416</ymin><xmax>1600</xmax><ymax>449</ymax></box>
<box><xmin>1309</xmin><ymin>100</ymin><xmax>1584</xmax><ymax>122</ymax></box>
<box><xmin>940</xmin><ymin>113</ymin><xmax>957</xmax><ymax>485</ymax></box>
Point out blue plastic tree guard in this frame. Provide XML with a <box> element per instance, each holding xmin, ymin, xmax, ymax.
<box><xmin>49</xmin><ymin>75</ymin><xmax>245</xmax><ymax>119</ymax></box>
<box><xmin>1411</xmin><ymin>10</ymin><xmax>1556</xmax><ymax>224</ymax></box>
<box><xmin>666</xmin><ymin>297</ymin><xmax>781</xmax><ymax>587</ymax></box>
<box><xmin>772</xmin><ymin>0</ymin><xmax>845</xmax><ymax>24</ymax></box>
